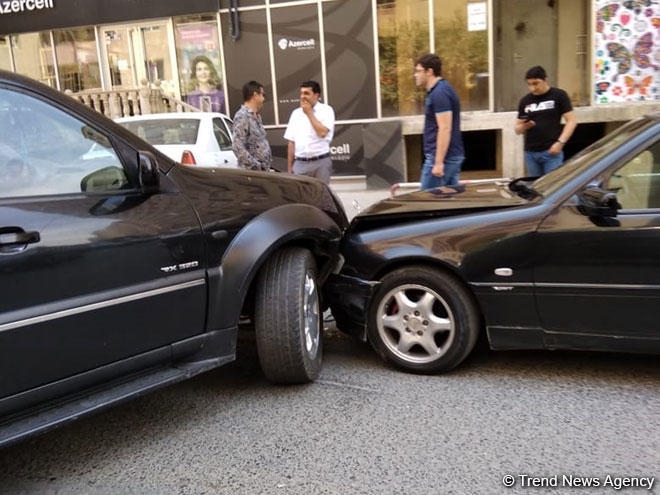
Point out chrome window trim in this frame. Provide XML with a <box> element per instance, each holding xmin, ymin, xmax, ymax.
<box><xmin>471</xmin><ymin>282</ymin><xmax>533</xmax><ymax>288</ymax></box>
<box><xmin>534</xmin><ymin>282</ymin><xmax>660</xmax><ymax>290</ymax></box>
<box><xmin>472</xmin><ymin>282</ymin><xmax>660</xmax><ymax>290</ymax></box>
<box><xmin>0</xmin><ymin>279</ymin><xmax>205</xmax><ymax>333</ymax></box>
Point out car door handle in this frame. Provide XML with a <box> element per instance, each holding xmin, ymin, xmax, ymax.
<box><xmin>0</xmin><ymin>226</ymin><xmax>41</xmax><ymax>251</ymax></box>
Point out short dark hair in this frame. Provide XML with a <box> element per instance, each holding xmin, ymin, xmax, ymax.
<box><xmin>242</xmin><ymin>80</ymin><xmax>263</xmax><ymax>102</ymax></box>
<box><xmin>415</xmin><ymin>53</ymin><xmax>442</xmax><ymax>77</ymax></box>
<box><xmin>300</xmin><ymin>80</ymin><xmax>321</xmax><ymax>95</ymax></box>
<box><xmin>525</xmin><ymin>66</ymin><xmax>547</xmax><ymax>80</ymax></box>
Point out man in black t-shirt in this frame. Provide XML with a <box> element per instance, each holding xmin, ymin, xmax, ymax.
<box><xmin>514</xmin><ymin>66</ymin><xmax>577</xmax><ymax>176</ymax></box>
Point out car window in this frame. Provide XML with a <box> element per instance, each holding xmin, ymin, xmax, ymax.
<box><xmin>120</xmin><ymin>119</ymin><xmax>200</xmax><ymax>145</ymax></box>
<box><xmin>212</xmin><ymin>118</ymin><xmax>232</xmax><ymax>150</ymax></box>
<box><xmin>605</xmin><ymin>141</ymin><xmax>660</xmax><ymax>210</ymax></box>
<box><xmin>533</xmin><ymin>118</ymin><xmax>656</xmax><ymax>198</ymax></box>
<box><xmin>0</xmin><ymin>88</ymin><xmax>128</xmax><ymax>198</ymax></box>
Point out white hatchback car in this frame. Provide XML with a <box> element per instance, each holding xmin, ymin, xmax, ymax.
<box><xmin>116</xmin><ymin>112</ymin><xmax>238</xmax><ymax>167</ymax></box>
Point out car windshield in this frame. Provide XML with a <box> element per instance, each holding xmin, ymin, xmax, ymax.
<box><xmin>119</xmin><ymin>119</ymin><xmax>200</xmax><ymax>145</ymax></box>
<box><xmin>530</xmin><ymin>117</ymin><xmax>656</xmax><ymax>197</ymax></box>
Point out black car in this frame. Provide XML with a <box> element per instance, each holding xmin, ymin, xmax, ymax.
<box><xmin>327</xmin><ymin>113</ymin><xmax>660</xmax><ymax>374</ymax></box>
<box><xmin>0</xmin><ymin>71</ymin><xmax>348</xmax><ymax>447</ymax></box>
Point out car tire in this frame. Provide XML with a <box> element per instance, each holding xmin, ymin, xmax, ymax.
<box><xmin>368</xmin><ymin>266</ymin><xmax>479</xmax><ymax>374</ymax></box>
<box><xmin>255</xmin><ymin>247</ymin><xmax>322</xmax><ymax>384</ymax></box>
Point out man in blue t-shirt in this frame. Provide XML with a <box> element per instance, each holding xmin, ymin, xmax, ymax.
<box><xmin>414</xmin><ymin>53</ymin><xmax>464</xmax><ymax>190</ymax></box>
<box><xmin>515</xmin><ymin>65</ymin><xmax>577</xmax><ymax>176</ymax></box>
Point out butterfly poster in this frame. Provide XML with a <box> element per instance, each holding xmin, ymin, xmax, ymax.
<box><xmin>594</xmin><ymin>0</ymin><xmax>660</xmax><ymax>103</ymax></box>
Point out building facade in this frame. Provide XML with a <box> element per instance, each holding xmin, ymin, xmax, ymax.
<box><xmin>1</xmin><ymin>0</ymin><xmax>659</xmax><ymax>184</ymax></box>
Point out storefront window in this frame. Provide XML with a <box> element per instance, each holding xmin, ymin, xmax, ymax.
<box><xmin>377</xmin><ymin>0</ymin><xmax>430</xmax><ymax>117</ymax></box>
<box><xmin>141</xmin><ymin>24</ymin><xmax>174</xmax><ymax>94</ymax></box>
<box><xmin>324</xmin><ymin>0</ymin><xmax>378</xmax><ymax>120</ymax></box>
<box><xmin>174</xmin><ymin>16</ymin><xmax>226</xmax><ymax>114</ymax></box>
<box><xmin>12</xmin><ymin>32</ymin><xmax>56</xmax><ymax>87</ymax></box>
<box><xmin>101</xmin><ymin>27</ymin><xmax>135</xmax><ymax>89</ymax></box>
<box><xmin>53</xmin><ymin>28</ymin><xmax>102</xmax><ymax>92</ymax></box>
<box><xmin>378</xmin><ymin>0</ymin><xmax>489</xmax><ymax>116</ymax></box>
<box><xmin>433</xmin><ymin>0</ymin><xmax>488</xmax><ymax>111</ymax></box>
<box><xmin>0</xmin><ymin>36</ymin><xmax>11</xmax><ymax>71</ymax></box>
<box><xmin>220</xmin><ymin>8</ymin><xmax>273</xmax><ymax>123</ymax></box>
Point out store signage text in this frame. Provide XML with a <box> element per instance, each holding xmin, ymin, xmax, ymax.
<box><xmin>330</xmin><ymin>143</ymin><xmax>351</xmax><ymax>161</ymax></box>
<box><xmin>0</xmin><ymin>0</ymin><xmax>53</xmax><ymax>15</ymax></box>
<box><xmin>278</xmin><ymin>38</ymin><xmax>316</xmax><ymax>51</ymax></box>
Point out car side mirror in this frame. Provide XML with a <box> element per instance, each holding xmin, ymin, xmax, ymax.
<box><xmin>577</xmin><ymin>186</ymin><xmax>620</xmax><ymax>218</ymax></box>
<box><xmin>139</xmin><ymin>151</ymin><xmax>160</xmax><ymax>194</ymax></box>
<box><xmin>80</xmin><ymin>166</ymin><xmax>129</xmax><ymax>193</ymax></box>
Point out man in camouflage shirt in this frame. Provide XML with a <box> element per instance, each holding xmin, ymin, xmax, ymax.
<box><xmin>232</xmin><ymin>80</ymin><xmax>272</xmax><ymax>170</ymax></box>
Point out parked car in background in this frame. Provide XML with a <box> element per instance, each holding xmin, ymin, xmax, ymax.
<box><xmin>0</xmin><ymin>70</ymin><xmax>348</xmax><ymax>447</ymax></box>
<box><xmin>116</xmin><ymin>112</ymin><xmax>237</xmax><ymax>167</ymax></box>
<box><xmin>327</xmin><ymin>112</ymin><xmax>660</xmax><ymax>374</ymax></box>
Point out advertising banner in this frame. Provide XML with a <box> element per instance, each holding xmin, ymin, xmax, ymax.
<box><xmin>594</xmin><ymin>0</ymin><xmax>660</xmax><ymax>103</ymax></box>
<box><xmin>0</xmin><ymin>0</ymin><xmax>220</xmax><ymax>35</ymax></box>
<box><xmin>323</xmin><ymin>0</ymin><xmax>377</xmax><ymax>119</ymax></box>
<box><xmin>267</xmin><ymin>123</ymin><xmax>365</xmax><ymax>177</ymax></box>
<box><xmin>221</xmin><ymin>8</ymin><xmax>273</xmax><ymax>122</ymax></box>
<box><xmin>270</xmin><ymin>4</ymin><xmax>322</xmax><ymax>124</ymax></box>
<box><xmin>175</xmin><ymin>22</ymin><xmax>226</xmax><ymax>114</ymax></box>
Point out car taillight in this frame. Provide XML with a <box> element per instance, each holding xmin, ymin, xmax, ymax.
<box><xmin>180</xmin><ymin>150</ymin><xmax>196</xmax><ymax>165</ymax></box>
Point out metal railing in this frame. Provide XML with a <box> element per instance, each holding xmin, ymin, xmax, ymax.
<box><xmin>65</xmin><ymin>79</ymin><xmax>199</xmax><ymax>119</ymax></box>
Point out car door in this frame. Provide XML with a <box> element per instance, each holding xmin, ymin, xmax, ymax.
<box><xmin>534</xmin><ymin>140</ymin><xmax>660</xmax><ymax>342</ymax></box>
<box><xmin>212</xmin><ymin>116</ymin><xmax>237</xmax><ymax>167</ymax></box>
<box><xmin>0</xmin><ymin>86</ymin><xmax>206</xmax><ymax>402</ymax></box>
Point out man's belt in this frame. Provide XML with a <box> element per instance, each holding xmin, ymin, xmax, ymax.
<box><xmin>294</xmin><ymin>152</ymin><xmax>330</xmax><ymax>162</ymax></box>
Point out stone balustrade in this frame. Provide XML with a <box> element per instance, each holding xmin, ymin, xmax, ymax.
<box><xmin>65</xmin><ymin>79</ymin><xmax>199</xmax><ymax>118</ymax></box>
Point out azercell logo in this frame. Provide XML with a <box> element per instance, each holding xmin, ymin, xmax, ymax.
<box><xmin>330</xmin><ymin>143</ymin><xmax>351</xmax><ymax>161</ymax></box>
<box><xmin>0</xmin><ymin>0</ymin><xmax>54</xmax><ymax>15</ymax></box>
<box><xmin>278</xmin><ymin>38</ymin><xmax>315</xmax><ymax>50</ymax></box>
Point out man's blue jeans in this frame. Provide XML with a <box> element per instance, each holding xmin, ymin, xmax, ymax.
<box><xmin>421</xmin><ymin>154</ymin><xmax>464</xmax><ymax>190</ymax></box>
<box><xmin>525</xmin><ymin>150</ymin><xmax>564</xmax><ymax>177</ymax></box>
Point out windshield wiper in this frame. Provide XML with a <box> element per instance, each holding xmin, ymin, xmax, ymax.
<box><xmin>508</xmin><ymin>177</ymin><xmax>541</xmax><ymax>199</ymax></box>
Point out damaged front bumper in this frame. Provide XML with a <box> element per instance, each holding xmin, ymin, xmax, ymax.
<box><xmin>324</xmin><ymin>273</ymin><xmax>379</xmax><ymax>341</ymax></box>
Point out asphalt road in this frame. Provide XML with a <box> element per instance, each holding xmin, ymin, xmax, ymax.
<box><xmin>1</xmin><ymin>325</ymin><xmax>658</xmax><ymax>495</ymax></box>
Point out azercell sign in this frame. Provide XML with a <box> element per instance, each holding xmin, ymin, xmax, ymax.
<box><xmin>0</xmin><ymin>0</ymin><xmax>53</xmax><ymax>15</ymax></box>
<box><xmin>0</xmin><ymin>0</ymin><xmax>218</xmax><ymax>35</ymax></box>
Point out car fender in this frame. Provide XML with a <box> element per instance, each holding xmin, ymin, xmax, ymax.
<box><xmin>206</xmin><ymin>203</ymin><xmax>342</xmax><ymax>330</ymax></box>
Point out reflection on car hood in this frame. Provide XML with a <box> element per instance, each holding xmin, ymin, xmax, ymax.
<box><xmin>167</xmin><ymin>165</ymin><xmax>349</xmax><ymax>229</ymax></box>
<box><xmin>354</xmin><ymin>181</ymin><xmax>529</xmax><ymax>225</ymax></box>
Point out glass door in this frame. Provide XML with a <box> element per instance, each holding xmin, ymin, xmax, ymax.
<box><xmin>0</xmin><ymin>35</ymin><xmax>12</xmax><ymax>72</ymax></box>
<box><xmin>102</xmin><ymin>26</ymin><xmax>136</xmax><ymax>89</ymax></box>
<box><xmin>138</xmin><ymin>23</ymin><xmax>174</xmax><ymax>93</ymax></box>
<box><xmin>101</xmin><ymin>21</ymin><xmax>178</xmax><ymax>95</ymax></box>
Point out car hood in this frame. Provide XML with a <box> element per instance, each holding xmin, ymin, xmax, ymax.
<box><xmin>166</xmin><ymin>165</ymin><xmax>349</xmax><ymax>229</ymax></box>
<box><xmin>352</xmin><ymin>181</ymin><xmax>531</xmax><ymax>227</ymax></box>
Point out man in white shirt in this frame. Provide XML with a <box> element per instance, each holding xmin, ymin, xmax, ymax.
<box><xmin>284</xmin><ymin>80</ymin><xmax>335</xmax><ymax>184</ymax></box>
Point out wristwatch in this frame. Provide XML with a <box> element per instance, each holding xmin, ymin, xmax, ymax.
<box><xmin>556</xmin><ymin>139</ymin><xmax>566</xmax><ymax>145</ymax></box>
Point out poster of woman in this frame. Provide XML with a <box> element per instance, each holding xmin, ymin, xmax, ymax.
<box><xmin>175</xmin><ymin>21</ymin><xmax>226</xmax><ymax>113</ymax></box>
<box><xmin>186</xmin><ymin>55</ymin><xmax>226</xmax><ymax>113</ymax></box>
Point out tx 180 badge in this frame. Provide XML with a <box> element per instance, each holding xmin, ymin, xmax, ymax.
<box><xmin>160</xmin><ymin>261</ymin><xmax>199</xmax><ymax>273</ymax></box>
